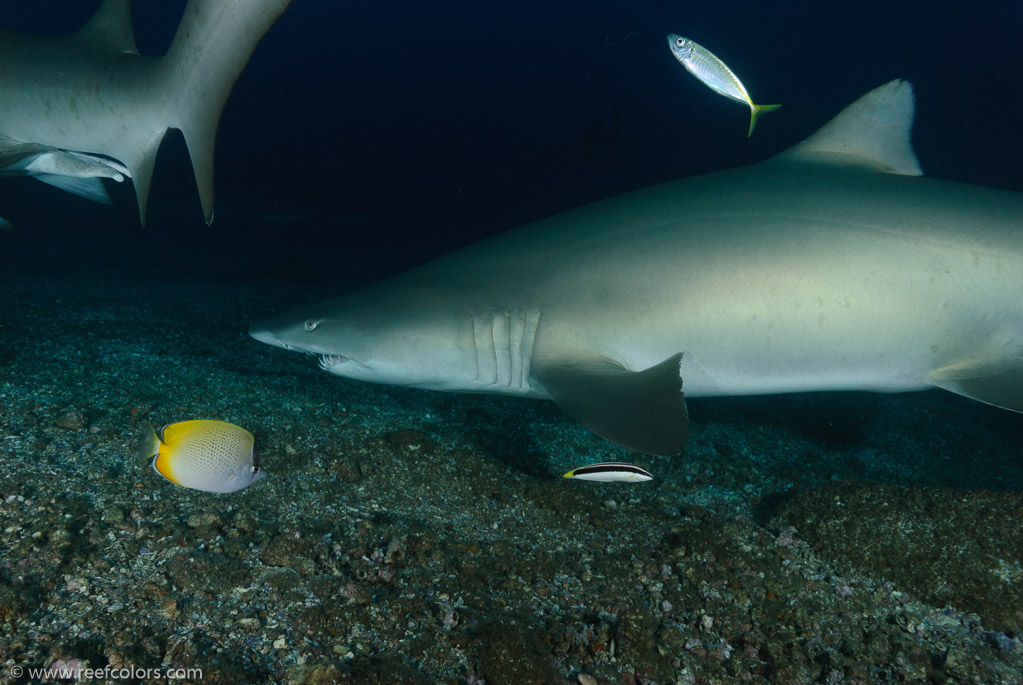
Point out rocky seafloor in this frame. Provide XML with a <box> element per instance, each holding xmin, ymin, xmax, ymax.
<box><xmin>1</xmin><ymin>272</ymin><xmax>1022</xmax><ymax>684</ymax></box>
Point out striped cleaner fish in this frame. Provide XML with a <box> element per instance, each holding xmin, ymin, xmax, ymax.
<box><xmin>142</xmin><ymin>420</ymin><xmax>265</xmax><ymax>493</ymax></box>
<box><xmin>667</xmin><ymin>34</ymin><xmax>780</xmax><ymax>137</ymax></box>
<box><xmin>563</xmin><ymin>462</ymin><xmax>653</xmax><ymax>483</ymax></box>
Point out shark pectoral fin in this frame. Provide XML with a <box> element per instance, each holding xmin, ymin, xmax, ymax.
<box><xmin>0</xmin><ymin>136</ymin><xmax>52</xmax><ymax>170</ymax></box>
<box><xmin>36</xmin><ymin>175</ymin><xmax>113</xmax><ymax>204</ymax></box>
<box><xmin>22</xmin><ymin>149</ymin><xmax>129</xmax><ymax>181</ymax></box>
<box><xmin>929</xmin><ymin>356</ymin><xmax>1023</xmax><ymax>412</ymax></box>
<box><xmin>538</xmin><ymin>352</ymin><xmax>688</xmax><ymax>456</ymax></box>
<box><xmin>15</xmin><ymin>148</ymin><xmax>132</xmax><ymax>204</ymax></box>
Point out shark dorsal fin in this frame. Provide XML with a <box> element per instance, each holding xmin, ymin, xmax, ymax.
<box><xmin>73</xmin><ymin>0</ymin><xmax>139</xmax><ymax>56</ymax></box>
<box><xmin>779</xmin><ymin>79</ymin><xmax>922</xmax><ymax>176</ymax></box>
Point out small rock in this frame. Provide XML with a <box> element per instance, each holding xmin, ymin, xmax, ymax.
<box><xmin>232</xmin><ymin>511</ymin><xmax>259</xmax><ymax>534</ymax></box>
<box><xmin>159</xmin><ymin>599</ymin><xmax>178</xmax><ymax>620</ymax></box>
<box><xmin>55</xmin><ymin>409</ymin><xmax>87</xmax><ymax>430</ymax></box>
<box><xmin>186</xmin><ymin>511</ymin><xmax>223</xmax><ymax>528</ymax></box>
<box><xmin>285</xmin><ymin>664</ymin><xmax>343</xmax><ymax>684</ymax></box>
<box><xmin>66</xmin><ymin>577</ymin><xmax>89</xmax><ymax>594</ymax></box>
<box><xmin>102</xmin><ymin>507</ymin><xmax>125</xmax><ymax>525</ymax></box>
<box><xmin>384</xmin><ymin>537</ymin><xmax>406</xmax><ymax>564</ymax></box>
<box><xmin>291</xmin><ymin>556</ymin><xmax>318</xmax><ymax>576</ymax></box>
<box><xmin>386</xmin><ymin>429</ymin><xmax>433</xmax><ymax>454</ymax></box>
<box><xmin>336</xmin><ymin>461</ymin><xmax>362</xmax><ymax>484</ymax></box>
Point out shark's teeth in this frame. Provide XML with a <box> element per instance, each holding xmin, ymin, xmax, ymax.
<box><xmin>318</xmin><ymin>355</ymin><xmax>348</xmax><ymax>371</ymax></box>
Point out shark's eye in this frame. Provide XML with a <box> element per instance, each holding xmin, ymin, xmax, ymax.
<box><xmin>304</xmin><ymin>320</ymin><xmax>318</xmax><ymax>331</ymax></box>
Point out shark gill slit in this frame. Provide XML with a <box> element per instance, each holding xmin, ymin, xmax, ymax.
<box><xmin>520</xmin><ymin>309</ymin><xmax>541</xmax><ymax>392</ymax></box>
<box><xmin>492</xmin><ymin>310</ymin><xmax>512</xmax><ymax>387</ymax></box>
<box><xmin>510</xmin><ymin>311</ymin><xmax>526</xmax><ymax>388</ymax></box>
<box><xmin>506</xmin><ymin>309</ymin><xmax>541</xmax><ymax>391</ymax></box>
<box><xmin>471</xmin><ymin>309</ymin><xmax>541</xmax><ymax>390</ymax></box>
<box><xmin>471</xmin><ymin>313</ymin><xmax>495</xmax><ymax>384</ymax></box>
<box><xmin>469</xmin><ymin>314</ymin><xmax>480</xmax><ymax>382</ymax></box>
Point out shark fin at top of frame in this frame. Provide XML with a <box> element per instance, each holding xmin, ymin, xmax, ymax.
<box><xmin>72</xmin><ymin>0</ymin><xmax>139</xmax><ymax>56</ymax></box>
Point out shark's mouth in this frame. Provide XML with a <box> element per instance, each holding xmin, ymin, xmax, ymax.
<box><xmin>317</xmin><ymin>354</ymin><xmax>349</xmax><ymax>371</ymax></box>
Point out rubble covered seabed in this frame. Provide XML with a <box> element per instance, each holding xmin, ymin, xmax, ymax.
<box><xmin>0</xmin><ymin>274</ymin><xmax>1021</xmax><ymax>684</ymax></box>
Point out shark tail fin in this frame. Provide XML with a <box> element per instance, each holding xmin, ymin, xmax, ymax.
<box><xmin>748</xmin><ymin>103</ymin><xmax>781</xmax><ymax>137</ymax></box>
<box><xmin>155</xmin><ymin>0</ymin><xmax>293</xmax><ymax>225</ymax></box>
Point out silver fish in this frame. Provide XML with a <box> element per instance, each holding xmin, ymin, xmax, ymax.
<box><xmin>667</xmin><ymin>34</ymin><xmax>780</xmax><ymax>137</ymax></box>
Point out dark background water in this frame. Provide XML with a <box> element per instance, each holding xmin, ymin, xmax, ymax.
<box><xmin>0</xmin><ymin>0</ymin><xmax>1020</xmax><ymax>285</ymax></box>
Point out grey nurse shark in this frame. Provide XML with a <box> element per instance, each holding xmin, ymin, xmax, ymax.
<box><xmin>0</xmin><ymin>0</ymin><xmax>292</xmax><ymax>224</ymax></box>
<box><xmin>250</xmin><ymin>80</ymin><xmax>1023</xmax><ymax>455</ymax></box>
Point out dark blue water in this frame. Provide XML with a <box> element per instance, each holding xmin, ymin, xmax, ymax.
<box><xmin>1</xmin><ymin>0</ymin><xmax>1020</xmax><ymax>285</ymax></box>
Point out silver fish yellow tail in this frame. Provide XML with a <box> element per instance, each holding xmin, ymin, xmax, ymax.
<box><xmin>748</xmin><ymin>103</ymin><xmax>781</xmax><ymax>137</ymax></box>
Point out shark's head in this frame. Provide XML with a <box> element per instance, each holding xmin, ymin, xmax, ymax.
<box><xmin>249</xmin><ymin>288</ymin><xmax>480</xmax><ymax>391</ymax></box>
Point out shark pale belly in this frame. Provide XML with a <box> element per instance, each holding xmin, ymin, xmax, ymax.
<box><xmin>250</xmin><ymin>80</ymin><xmax>1023</xmax><ymax>455</ymax></box>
